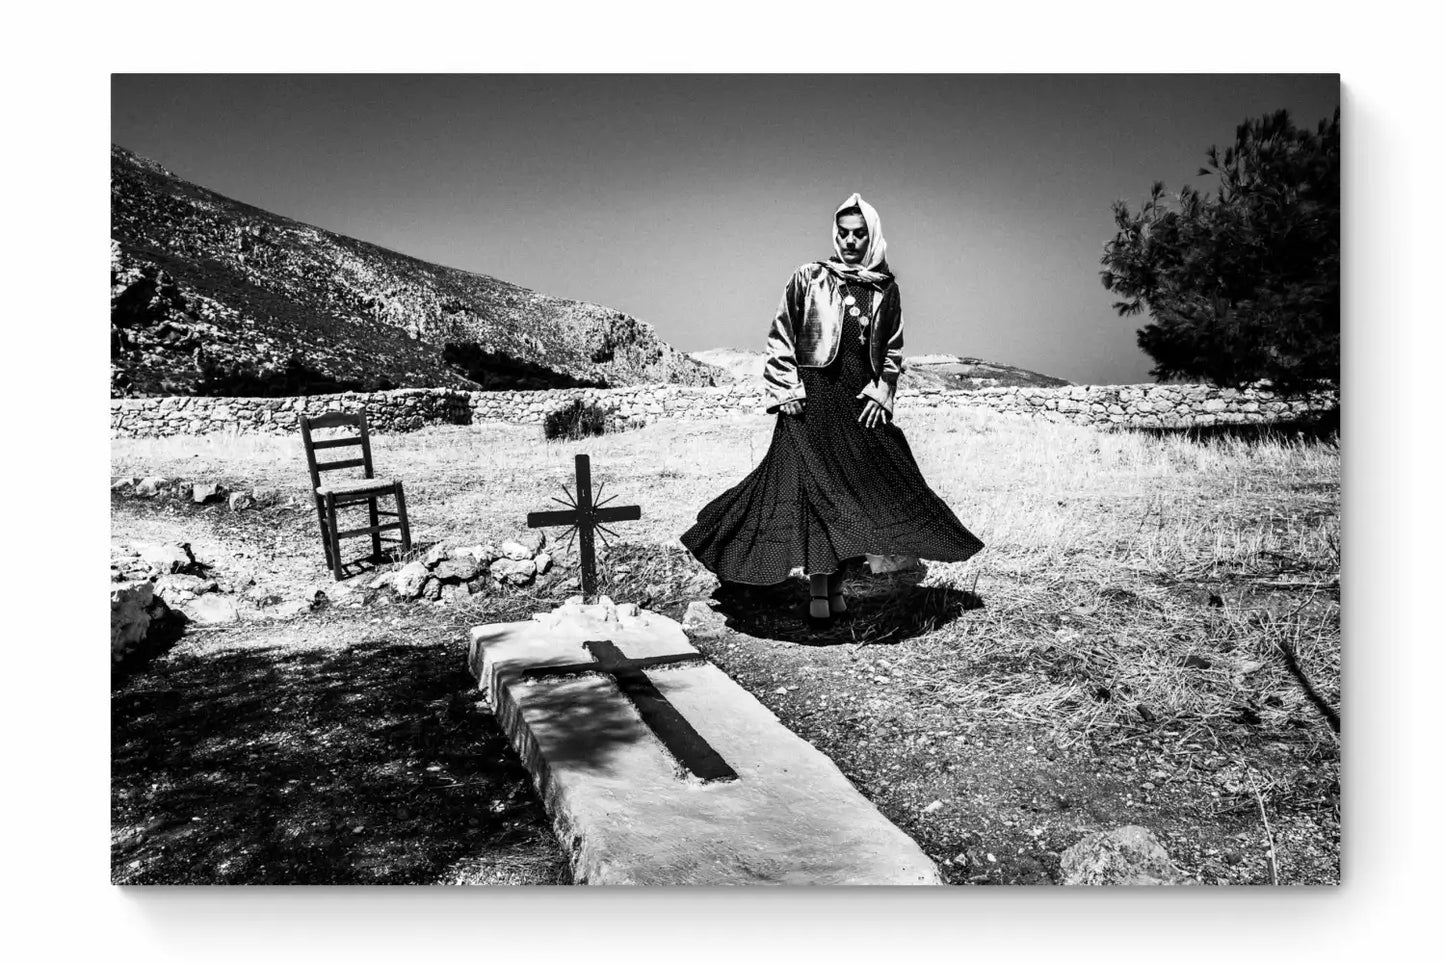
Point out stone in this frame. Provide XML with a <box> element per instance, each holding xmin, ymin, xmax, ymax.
<box><xmin>424</xmin><ymin>541</ymin><xmax>454</xmax><ymax>568</ymax></box>
<box><xmin>111</xmin><ymin>476</ymin><xmax>137</xmax><ymax>492</ymax></box>
<box><xmin>491</xmin><ymin>557</ymin><xmax>537</xmax><ymax>585</ymax></box>
<box><xmin>111</xmin><ymin>581</ymin><xmax>155</xmax><ymax>660</ymax></box>
<box><xmin>421</xmin><ymin>577</ymin><xmax>443</xmax><ymax>601</ymax></box>
<box><xmin>228</xmin><ymin>492</ymin><xmax>257</xmax><ymax>512</ymax></box>
<box><xmin>134</xmin><ymin>476</ymin><xmax>168</xmax><ymax>498</ymax></box>
<box><xmin>433</xmin><ymin>557</ymin><xmax>481</xmax><ymax>582</ymax></box>
<box><xmin>866</xmin><ymin>554</ymin><xmax>922</xmax><ymax>575</ymax></box>
<box><xmin>154</xmin><ymin>573</ymin><xmax>213</xmax><ymax>606</ymax></box>
<box><xmin>134</xmin><ymin>541</ymin><xmax>196</xmax><ymax>575</ymax></box>
<box><xmin>516</xmin><ymin>530</ymin><xmax>546</xmax><ymax>555</ymax></box>
<box><xmin>1059</xmin><ymin>826</ymin><xmax>1189</xmax><ymax>885</ymax></box>
<box><xmin>682</xmin><ymin>600</ymin><xmax>727</xmax><ymax>638</ymax></box>
<box><xmin>392</xmin><ymin>560</ymin><xmax>430</xmax><ymax>598</ymax></box>
<box><xmin>369</xmin><ymin>570</ymin><xmax>396</xmax><ymax>591</ymax></box>
<box><xmin>456</xmin><ymin>543</ymin><xmax>499</xmax><ymax>564</ymax></box>
<box><xmin>534</xmin><ymin>552</ymin><xmax>552</xmax><ymax>575</ymax></box>
<box><xmin>468</xmin><ymin>602</ymin><xmax>942</xmax><ymax>885</ymax></box>
<box><xmin>499</xmin><ymin>539</ymin><xmax>533</xmax><ymax>561</ymax></box>
<box><xmin>191</xmin><ymin>481</ymin><xmax>224</xmax><ymax>504</ymax></box>
<box><xmin>441</xmin><ymin>583</ymin><xmax>468</xmax><ymax>603</ymax></box>
<box><xmin>183</xmin><ymin>594</ymin><xmax>240</xmax><ymax>625</ymax></box>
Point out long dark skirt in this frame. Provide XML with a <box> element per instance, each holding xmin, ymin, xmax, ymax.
<box><xmin>680</xmin><ymin>312</ymin><xmax>984</xmax><ymax>584</ymax></box>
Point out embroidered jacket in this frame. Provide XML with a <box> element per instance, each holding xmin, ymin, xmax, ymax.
<box><xmin>763</xmin><ymin>261</ymin><xmax>904</xmax><ymax>417</ymax></box>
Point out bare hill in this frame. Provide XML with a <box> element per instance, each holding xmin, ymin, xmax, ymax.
<box><xmin>110</xmin><ymin>145</ymin><xmax>717</xmax><ymax>397</ymax></box>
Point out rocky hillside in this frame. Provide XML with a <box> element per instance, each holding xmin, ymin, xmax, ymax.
<box><xmin>111</xmin><ymin>145</ymin><xmax>717</xmax><ymax>397</ymax></box>
<box><xmin>688</xmin><ymin>349</ymin><xmax>1068</xmax><ymax>390</ymax></box>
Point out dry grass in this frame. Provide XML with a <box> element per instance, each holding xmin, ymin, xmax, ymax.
<box><xmin>113</xmin><ymin>407</ymin><xmax>1340</xmax><ymax>746</ymax></box>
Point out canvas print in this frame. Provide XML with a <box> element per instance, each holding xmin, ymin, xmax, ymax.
<box><xmin>110</xmin><ymin>74</ymin><xmax>1340</xmax><ymax>885</ymax></box>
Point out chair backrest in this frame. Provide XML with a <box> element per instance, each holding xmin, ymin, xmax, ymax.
<box><xmin>298</xmin><ymin>410</ymin><xmax>375</xmax><ymax>494</ymax></box>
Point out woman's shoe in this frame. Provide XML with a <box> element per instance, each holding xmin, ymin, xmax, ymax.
<box><xmin>809</xmin><ymin>573</ymin><xmax>831</xmax><ymax>620</ymax></box>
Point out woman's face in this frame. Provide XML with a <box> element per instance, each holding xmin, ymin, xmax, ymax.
<box><xmin>836</xmin><ymin>213</ymin><xmax>868</xmax><ymax>263</ymax></box>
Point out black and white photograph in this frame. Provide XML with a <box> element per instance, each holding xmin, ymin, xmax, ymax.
<box><xmin>104</xmin><ymin>72</ymin><xmax>1344</xmax><ymax>889</ymax></box>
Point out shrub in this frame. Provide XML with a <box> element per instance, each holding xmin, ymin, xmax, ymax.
<box><xmin>1100</xmin><ymin>108</ymin><xmax>1339</xmax><ymax>396</ymax></box>
<box><xmin>543</xmin><ymin>399</ymin><xmax>610</xmax><ymax>441</ymax></box>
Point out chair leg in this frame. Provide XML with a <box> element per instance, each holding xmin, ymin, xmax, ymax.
<box><xmin>314</xmin><ymin>496</ymin><xmax>333</xmax><ymax>568</ymax></box>
<box><xmin>394</xmin><ymin>483</ymin><xmax>412</xmax><ymax>554</ymax></box>
<box><xmin>368</xmin><ymin>495</ymin><xmax>382</xmax><ymax>560</ymax></box>
<box><xmin>325</xmin><ymin>493</ymin><xmax>344</xmax><ymax>580</ymax></box>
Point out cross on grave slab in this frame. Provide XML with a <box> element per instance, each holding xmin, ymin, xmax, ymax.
<box><xmin>526</xmin><ymin>453</ymin><xmax>641</xmax><ymax>602</ymax></box>
<box><xmin>514</xmin><ymin>639</ymin><xmax>738</xmax><ymax>783</ymax></box>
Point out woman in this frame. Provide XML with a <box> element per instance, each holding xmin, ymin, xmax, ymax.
<box><xmin>680</xmin><ymin>192</ymin><xmax>984</xmax><ymax>620</ymax></box>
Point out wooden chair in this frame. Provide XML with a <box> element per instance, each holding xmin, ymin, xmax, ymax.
<box><xmin>299</xmin><ymin>411</ymin><xmax>412</xmax><ymax>580</ymax></box>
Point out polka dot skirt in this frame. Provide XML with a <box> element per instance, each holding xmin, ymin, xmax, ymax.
<box><xmin>680</xmin><ymin>282</ymin><xmax>985</xmax><ymax>584</ymax></box>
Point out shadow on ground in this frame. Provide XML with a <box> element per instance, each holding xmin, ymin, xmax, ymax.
<box><xmin>709</xmin><ymin>558</ymin><xmax>984</xmax><ymax>646</ymax></box>
<box><xmin>111</xmin><ymin>617</ymin><xmax>570</xmax><ymax>885</ymax></box>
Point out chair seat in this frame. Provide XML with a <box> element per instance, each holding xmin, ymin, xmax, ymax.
<box><xmin>316</xmin><ymin>477</ymin><xmax>397</xmax><ymax>497</ymax></box>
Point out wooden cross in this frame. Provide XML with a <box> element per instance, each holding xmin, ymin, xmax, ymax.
<box><xmin>526</xmin><ymin>454</ymin><xmax>641</xmax><ymax>602</ymax></box>
<box><xmin>516</xmin><ymin>639</ymin><xmax>737</xmax><ymax>783</ymax></box>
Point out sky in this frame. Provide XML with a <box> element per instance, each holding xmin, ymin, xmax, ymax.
<box><xmin>111</xmin><ymin>74</ymin><xmax>1338</xmax><ymax>385</ymax></box>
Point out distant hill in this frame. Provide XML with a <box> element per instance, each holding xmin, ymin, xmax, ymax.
<box><xmin>110</xmin><ymin>145</ymin><xmax>717</xmax><ymax>397</ymax></box>
<box><xmin>688</xmin><ymin>349</ymin><xmax>1069</xmax><ymax>390</ymax></box>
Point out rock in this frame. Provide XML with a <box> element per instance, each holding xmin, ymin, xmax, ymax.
<box><xmin>457</xmin><ymin>543</ymin><xmax>499</xmax><ymax>564</ymax></box>
<box><xmin>325</xmin><ymin>579</ymin><xmax>364</xmax><ymax>604</ymax></box>
<box><xmin>154</xmin><ymin>573</ymin><xmax>214</xmax><ymax>606</ymax></box>
<box><xmin>433</xmin><ymin>557</ymin><xmax>481</xmax><ymax>582</ymax></box>
<box><xmin>922</xmin><ymin>800</ymin><xmax>943</xmax><ymax>815</ymax></box>
<box><xmin>191</xmin><ymin>481</ymin><xmax>224</xmax><ymax>504</ymax></box>
<box><xmin>228</xmin><ymin>492</ymin><xmax>256</xmax><ymax>512</ymax></box>
<box><xmin>516</xmin><ymin>530</ymin><xmax>546</xmax><ymax>554</ymax></box>
<box><xmin>392</xmin><ymin>560</ymin><xmax>430</xmax><ymax>598</ymax></box>
<box><xmin>134</xmin><ymin>541</ymin><xmax>196</xmax><ymax>574</ymax></box>
<box><xmin>466</xmin><ymin>577</ymin><xmax>487</xmax><ymax>595</ymax></box>
<box><xmin>111</xmin><ymin>581</ymin><xmax>155</xmax><ymax>660</ymax></box>
<box><xmin>134</xmin><ymin>476</ymin><xmax>168</xmax><ymax>498</ymax></box>
<box><xmin>251</xmin><ymin>487</ymin><xmax>278</xmax><ymax>505</ymax></box>
<box><xmin>369</xmin><ymin>570</ymin><xmax>396</xmax><ymax>590</ymax></box>
<box><xmin>441</xmin><ymin>583</ymin><xmax>468</xmax><ymax>603</ymax></box>
<box><xmin>424</xmin><ymin>541</ymin><xmax>454</xmax><ymax>568</ymax></box>
<box><xmin>111</xmin><ymin>476</ymin><xmax>137</xmax><ymax>492</ymax></box>
<box><xmin>1059</xmin><ymin>826</ymin><xmax>1189</xmax><ymax>885</ymax></box>
<box><xmin>682</xmin><ymin>600</ymin><xmax>727</xmax><ymax>638</ymax></box>
<box><xmin>183</xmin><ymin>594</ymin><xmax>240</xmax><ymax>625</ymax></box>
<box><xmin>866</xmin><ymin>554</ymin><xmax>922</xmax><ymax>575</ymax></box>
<box><xmin>421</xmin><ymin>577</ymin><xmax>443</xmax><ymax>601</ymax></box>
<box><xmin>534</xmin><ymin>552</ymin><xmax>552</xmax><ymax>575</ymax></box>
<box><xmin>499</xmin><ymin>539</ymin><xmax>533</xmax><ymax>561</ymax></box>
<box><xmin>491</xmin><ymin>557</ymin><xmax>537</xmax><ymax>585</ymax></box>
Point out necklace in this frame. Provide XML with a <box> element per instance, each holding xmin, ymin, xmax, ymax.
<box><xmin>840</xmin><ymin>283</ymin><xmax>874</xmax><ymax>345</ymax></box>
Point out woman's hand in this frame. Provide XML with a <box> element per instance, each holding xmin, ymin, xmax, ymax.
<box><xmin>781</xmin><ymin>399</ymin><xmax>806</xmax><ymax>416</ymax></box>
<box><xmin>858</xmin><ymin>398</ymin><xmax>887</xmax><ymax>428</ymax></box>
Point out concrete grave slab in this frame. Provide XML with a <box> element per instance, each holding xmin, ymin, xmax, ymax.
<box><xmin>469</xmin><ymin>595</ymin><xmax>942</xmax><ymax>885</ymax></box>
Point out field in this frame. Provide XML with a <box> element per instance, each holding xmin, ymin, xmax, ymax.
<box><xmin>111</xmin><ymin>407</ymin><xmax>1340</xmax><ymax>884</ymax></box>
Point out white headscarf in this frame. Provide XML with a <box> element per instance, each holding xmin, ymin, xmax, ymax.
<box><xmin>827</xmin><ymin>192</ymin><xmax>891</xmax><ymax>283</ymax></box>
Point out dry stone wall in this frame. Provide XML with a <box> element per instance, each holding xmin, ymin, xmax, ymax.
<box><xmin>112</xmin><ymin>383</ymin><xmax>1335</xmax><ymax>437</ymax></box>
<box><xmin>111</xmin><ymin>388</ymin><xmax>473</xmax><ymax>437</ymax></box>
